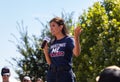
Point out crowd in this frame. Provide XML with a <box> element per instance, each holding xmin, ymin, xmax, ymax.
<box><xmin>0</xmin><ymin>67</ymin><xmax>43</xmax><ymax>82</ymax></box>
<box><xmin>1</xmin><ymin>65</ymin><xmax>120</xmax><ymax>82</ymax></box>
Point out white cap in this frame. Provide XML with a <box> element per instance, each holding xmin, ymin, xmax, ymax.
<box><xmin>23</xmin><ymin>76</ymin><xmax>31</xmax><ymax>80</ymax></box>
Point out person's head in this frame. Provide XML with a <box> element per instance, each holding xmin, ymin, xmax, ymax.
<box><xmin>23</xmin><ymin>76</ymin><xmax>31</xmax><ymax>82</ymax></box>
<box><xmin>36</xmin><ymin>78</ymin><xmax>43</xmax><ymax>82</ymax></box>
<box><xmin>49</xmin><ymin>17</ymin><xmax>68</xmax><ymax>37</ymax></box>
<box><xmin>96</xmin><ymin>65</ymin><xmax>120</xmax><ymax>82</ymax></box>
<box><xmin>1</xmin><ymin>67</ymin><xmax>10</xmax><ymax>82</ymax></box>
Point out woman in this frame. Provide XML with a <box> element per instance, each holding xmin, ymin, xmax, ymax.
<box><xmin>43</xmin><ymin>17</ymin><xmax>82</xmax><ymax>82</ymax></box>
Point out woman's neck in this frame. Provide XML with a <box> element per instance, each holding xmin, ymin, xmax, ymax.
<box><xmin>55</xmin><ymin>34</ymin><xmax>66</xmax><ymax>40</ymax></box>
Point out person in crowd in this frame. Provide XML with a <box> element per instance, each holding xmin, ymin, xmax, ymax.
<box><xmin>23</xmin><ymin>76</ymin><xmax>31</xmax><ymax>82</ymax></box>
<box><xmin>43</xmin><ymin>17</ymin><xmax>82</xmax><ymax>82</ymax></box>
<box><xmin>1</xmin><ymin>67</ymin><xmax>11</xmax><ymax>82</ymax></box>
<box><xmin>96</xmin><ymin>65</ymin><xmax>120</xmax><ymax>82</ymax></box>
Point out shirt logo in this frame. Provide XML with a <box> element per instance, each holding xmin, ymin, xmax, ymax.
<box><xmin>50</xmin><ymin>43</ymin><xmax>66</xmax><ymax>57</ymax></box>
<box><xmin>51</xmin><ymin>47</ymin><xmax>60</xmax><ymax>53</ymax></box>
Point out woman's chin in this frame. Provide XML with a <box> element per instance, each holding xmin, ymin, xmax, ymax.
<box><xmin>51</xmin><ymin>33</ymin><xmax>55</xmax><ymax>36</ymax></box>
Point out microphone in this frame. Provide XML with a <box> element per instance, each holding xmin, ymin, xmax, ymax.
<box><xmin>41</xmin><ymin>36</ymin><xmax>51</xmax><ymax>49</ymax></box>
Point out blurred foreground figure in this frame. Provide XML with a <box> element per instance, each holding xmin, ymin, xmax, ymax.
<box><xmin>96</xmin><ymin>65</ymin><xmax>120</xmax><ymax>82</ymax></box>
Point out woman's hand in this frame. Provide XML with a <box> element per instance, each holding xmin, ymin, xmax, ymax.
<box><xmin>43</xmin><ymin>43</ymin><xmax>49</xmax><ymax>55</ymax></box>
<box><xmin>74</xmin><ymin>26</ymin><xmax>82</xmax><ymax>39</ymax></box>
<box><xmin>43</xmin><ymin>43</ymin><xmax>51</xmax><ymax>65</ymax></box>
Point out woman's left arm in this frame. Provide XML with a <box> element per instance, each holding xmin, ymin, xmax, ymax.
<box><xmin>73</xmin><ymin>26</ymin><xmax>82</xmax><ymax>57</ymax></box>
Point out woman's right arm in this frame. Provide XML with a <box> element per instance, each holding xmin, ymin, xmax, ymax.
<box><xmin>43</xmin><ymin>43</ymin><xmax>51</xmax><ymax>65</ymax></box>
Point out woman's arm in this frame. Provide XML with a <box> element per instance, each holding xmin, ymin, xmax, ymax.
<box><xmin>73</xmin><ymin>26</ymin><xmax>82</xmax><ymax>57</ymax></box>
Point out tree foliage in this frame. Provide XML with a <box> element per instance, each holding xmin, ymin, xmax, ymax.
<box><xmin>11</xmin><ymin>21</ymin><xmax>48</xmax><ymax>82</ymax></box>
<box><xmin>74</xmin><ymin>0</ymin><xmax>120</xmax><ymax>82</ymax></box>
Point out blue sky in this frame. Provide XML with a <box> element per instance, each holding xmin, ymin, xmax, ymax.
<box><xmin>0</xmin><ymin>0</ymin><xmax>102</xmax><ymax>81</ymax></box>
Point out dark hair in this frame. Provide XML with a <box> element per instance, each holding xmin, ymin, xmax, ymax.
<box><xmin>49</xmin><ymin>17</ymin><xmax>68</xmax><ymax>36</ymax></box>
<box><xmin>97</xmin><ymin>66</ymin><xmax>120</xmax><ymax>82</ymax></box>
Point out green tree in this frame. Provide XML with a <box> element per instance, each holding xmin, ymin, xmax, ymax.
<box><xmin>73</xmin><ymin>0</ymin><xmax>120</xmax><ymax>82</ymax></box>
<box><xmin>11</xmin><ymin>21</ymin><xmax>48</xmax><ymax>82</ymax></box>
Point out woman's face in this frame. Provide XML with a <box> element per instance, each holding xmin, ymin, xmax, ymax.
<box><xmin>50</xmin><ymin>21</ymin><xmax>62</xmax><ymax>36</ymax></box>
